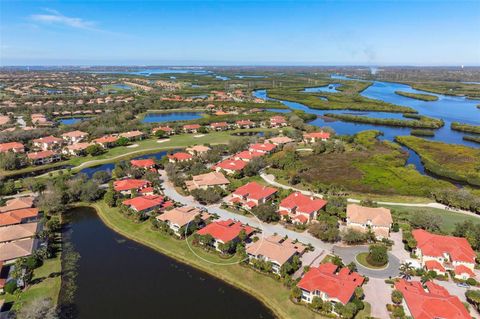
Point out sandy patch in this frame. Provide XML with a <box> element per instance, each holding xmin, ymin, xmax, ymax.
<box><xmin>157</xmin><ymin>139</ymin><xmax>171</xmax><ymax>143</ymax></box>
<box><xmin>127</xmin><ymin>144</ymin><xmax>139</xmax><ymax>148</ymax></box>
<box><xmin>194</xmin><ymin>134</ymin><xmax>205</xmax><ymax>138</ymax></box>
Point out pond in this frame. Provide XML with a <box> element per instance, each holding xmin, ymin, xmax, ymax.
<box><xmin>303</xmin><ymin>84</ymin><xmax>341</xmax><ymax>93</ymax></box>
<box><xmin>62</xmin><ymin>206</ymin><xmax>275</xmax><ymax>319</ymax></box>
<box><xmin>142</xmin><ymin>112</ymin><xmax>202</xmax><ymax>123</ymax></box>
<box><xmin>58</xmin><ymin>117</ymin><xmax>88</xmax><ymax>125</ymax></box>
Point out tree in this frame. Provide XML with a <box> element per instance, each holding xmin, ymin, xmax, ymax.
<box><xmin>290</xmin><ymin>286</ymin><xmax>302</xmax><ymax>301</ymax></box>
<box><xmin>308</xmin><ymin>215</ymin><xmax>340</xmax><ymax>242</ymax></box>
<box><xmin>251</xmin><ymin>203</ymin><xmax>279</xmax><ymax>222</ymax></box>
<box><xmin>155</xmin><ymin>129</ymin><xmax>166</xmax><ymax>138</ymax></box>
<box><xmin>37</xmin><ymin>190</ymin><xmax>66</xmax><ymax>214</ymax></box>
<box><xmin>190</xmin><ymin>188</ymin><xmax>222</xmax><ymax>204</ymax></box>
<box><xmin>342</xmin><ymin>228</ymin><xmax>367</xmax><ymax>245</ymax></box>
<box><xmin>399</xmin><ymin>262</ymin><xmax>414</xmax><ymax>280</ymax></box>
<box><xmin>409</xmin><ymin>211</ymin><xmax>442</xmax><ymax>232</ymax></box>
<box><xmin>244</xmin><ymin>157</ymin><xmax>266</xmax><ymax>176</ymax></box>
<box><xmin>104</xmin><ymin>190</ymin><xmax>116</xmax><ymax>207</ymax></box>
<box><xmin>86</xmin><ymin>144</ymin><xmax>105</xmax><ymax>156</ymax></box>
<box><xmin>310</xmin><ymin>296</ymin><xmax>323</xmax><ymax>311</ymax></box>
<box><xmin>0</xmin><ymin>152</ymin><xmax>23</xmax><ymax>170</ymax></box>
<box><xmin>367</xmin><ymin>244</ymin><xmax>388</xmax><ymax>266</ymax></box>
<box><xmin>354</xmin><ymin>287</ymin><xmax>364</xmax><ymax>299</ymax></box>
<box><xmin>391</xmin><ymin>290</ymin><xmax>403</xmax><ymax>305</ymax></box>
<box><xmin>92</xmin><ymin>170</ymin><xmax>111</xmax><ymax>184</ymax></box>
<box><xmin>4</xmin><ymin>280</ymin><xmax>17</xmax><ymax>294</ymax></box>
<box><xmin>116</xmin><ymin>136</ymin><xmax>130</xmax><ymax>146</ymax></box>
<box><xmin>347</xmin><ymin>262</ymin><xmax>357</xmax><ymax>272</ymax></box>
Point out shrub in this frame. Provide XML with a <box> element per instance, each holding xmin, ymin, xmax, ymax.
<box><xmin>4</xmin><ymin>280</ymin><xmax>17</xmax><ymax>294</ymax></box>
<box><xmin>467</xmin><ymin>278</ymin><xmax>477</xmax><ymax>286</ymax></box>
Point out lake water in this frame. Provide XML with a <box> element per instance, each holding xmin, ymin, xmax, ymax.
<box><xmin>88</xmin><ymin>69</ymin><xmax>211</xmax><ymax>76</ymax></box>
<box><xmin>59</xmin><ymin>117</ymin><xmax>87</xmax><ymax>125</ymax></box>
<box><xmin>62</xmin><ymin>207</ymin><xmax>274</xmax><ymax>319</ymax></box>
<box><xmin>303</xmin><ymin>84</ymin><xmax>341</xmax><ymax>93</ymax></box>
<box><xmin>142</xmin><ymin>112</ymin><xmax>202</xmax><ymax>123</ymax></box>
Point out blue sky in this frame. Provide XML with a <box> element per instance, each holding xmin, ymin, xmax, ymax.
<box><xmin>1</xmin><ymin>1</ymin><xmax>479</xmax><ymax>66</ymax></box>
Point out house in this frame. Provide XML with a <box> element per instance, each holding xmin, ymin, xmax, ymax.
<box><xmin>303</xmin><ymin>131</ymin><xmax>331</xmax><ymax>143</ymax></box>
<box><xmin>122</xmin><ymin>195</ymin><xmax>172</xmax><ymax>214</ymax></box>
<box><xmin>61</xmin><ymin>130</ymin><xmax>89</xmax><ymax>144</ymax></box>
<box><xmin>32</xmin><ymin>135</ymin><xmax>63</xmax><ymax>150</ymax></box>
<box><xmin>196</xmin><ymin>219</ymin><xmax>254</xmax><ymax>251</ymax></box>
<box><xmin>212</xmin><ymin>159</ymin><xmax>247</xmax><ymax>175</ymax></box>
<box><xmin>210</xmin><ymin>122</ymin><xmax>229</xmax><ymax>131</ymax></box>
<box><xmin>269</xmin><ymin>116</ymin><xmax>287</xmax><ymax>128</ymax></box>
<box><xmin>278</xmin><ymin>192</ymin><xmax>327</xmax><ymax>224</ymax></box>
<box><xmin>152</xmin><ymin>126</ymin><xmax>174</xmax><ymax>136</ymax></box>
<box><xmin>0</xmin><ymin>222</ymin><xmax>40</xmax><ymax>244</ymax></box>
<box><xmin>27</xmin><ymin>150</ymin><xmax>61</xmax><ymax>165</ymax></box>
<box><xmin>248</xmin><ymin>143</ymin><xmax>276</xmax><ymax>154</ymax></box>
<box><xmin>167</xmin><ymin>152</ymin><xmax>193</xmax><ymax>163</ymax></box>
<box><xmin>93</xmin><ymin>135</ymin><xmax>119</xmax><ymax>148</ymax></box>
<box><xmin>185</xmin><ymin>172</ymin><xmax>230</xmax><ymax>191</ymax></box>
<box><xmin>236</xmin><ymin>120</ymin><xmax>255</xmax><ymax>129</ymax></box>
<box><xmin>229</xmin><ymin>182</ymin><xmax>277</xmax><ymax>210</ymax></box>
<box><xmin>412</xmin><ymin>229</ymin><xmax>476</xmax><ymax>279</ymax></box>
<box><xmin>395</xmin><ymin>279</ymin><xmax>471</xmax><ymax>319</ymax></box>
<box><xmin>0</xmin><ymin>142</ymin><xmax>25</xmax><ymax>153</ymax></box>
<box><xmin>130</xmin><ymin>159</ymin><xmax>156</xmax><ymax>170</ymax></box>
<box><xmin>183</xmin><ymin>124</ymin><xmax>201</xmax><ymax>134</ymax></box>
<box><xmin>267</xmin><ymin>136</ymin><xmax>294</xmax><ymax>146</ymax></box>
<box><xmin>119</xmin><ymin>130</ymin><xmax>145</xmax><ymax>141</ymax></box>
<box><xmin>0</xmin><ymin>197</ymin><xmax>34</xmax><ymax>213</ymax></box>
<box><xmin>298</xmin><ymin>262</ymin><xmax>364</xmax><ymax>305</ymax></box>
<box><xmin>0</xmin><ymin>238</ymin><xmax>38</xmax><ymax>264</ymax></box>
<box><xmin>156</xmin><ymin>206</ymin><xmax>210</xmax><ymax>236</ymax></box>
<box><xmin>233</xmin><ymin>150</ymin><xmax>264</xmax><ymax>162</ymax></box>
<box><xmin>113</xmin><ymin>179</ymin><xmax>151</xmax><ymax>195</ymax></box>
<box><xmin>63</xmin><ymin>142</ymin><xmax>92</xmax><ymax>156</ymax></box>
<box><xmin>186</xmin><ymin>145</ymin><xmax>211</xmax><ymax>155</ymax></box>
<box><xmin>424</xmin><ymin>260</ymin><xmax>446</xmax><ymax>276</ymax></box>
<box><xmin>345</xmin><ymin>204</ymin><xmax>393</xmax><ymax>239</ymax></box>
<box><xmin>0</xmin><ymin>208</ymin><xmax>40</xmax><ymax>227</ymax></box>
<box><xmin>246</xmin><ymin>235</ymin><xmax>306</xmax><ymax>274</ymax></box>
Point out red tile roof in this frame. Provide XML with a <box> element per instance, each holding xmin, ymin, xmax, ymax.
<box><xmin>153</xmin><ymin>126</ymin><xmax>173</xmax><ymax>133</ymax></box>
<box><xmin>412</xmin><ymin>229</ymin><xmax>476</xmax><ymax>264</ymax></box>
<box><xmin>213</xmin><ymin>159</ymin><xmax>247</xmax><ymax>172</ymax></box>
<box><xmin>196</xmin><ymin>219</ymin><xmax>254</xmax><ymax>243</ymax></box>
<box><xmin>280</xmin><ymin>192</ymin><xmax>327</xmax><ymax>214</ymax></box>
<box><xmin>298</xmin><ymin>262</ymin><xmax>364</xmax><ymax>304</ymax></box>
<box><xmin>236</xmin><ymin>120</ymin><xmax>254</xmax><ymax>126</ymax></box>
<box><xmin>304</xmin><ymin>131</ymin><xmax>331</xmax><ymax>140</ymax></box>
<box><xmin>424</xmin><ymin>260</ymin><xmax>445</xmax><ymax>273</ymax></box>
<box><xmin>234</xmin><ymin>150</ymin><xmax>264</xmax><ymax>161</ymax></box>
<box><xmin>27</xmin><ymin>150</ymin><xmax>58</xmax><ymax>160</ymax></box>
<box><xmin>0</xmin><ymin>142</ymin><xmax>24</xmax><ymax>153</ymax></box>
<box><xmin>210</xmin><ymin>122</ymin><xmax>228</xmax><ymax>128</ymax></box>
<box><xmin>32</xmin><ymin>135</ymin><xmax>62</xmax><ymax>144</ymax></box>
<box><xmin>0</xmin><ymin>208</ymin><xmax>39</xmax><ymax>227</ymax></box>
<box><xmin>454</xmin><ymin>265</ymin><xmax>475</xmax><ymax>277</ymax></box>
<box><xmin>94</xmin><ymin>135</ymin><xmax>118</xmax><ymax>144</ymax></box>
<box><xmin>167</xmin><ymin>152</ymin><xmax>193</xmax><ymax>161</ymax></box>
<box><xmin>395</xmin><ymin>279</ymin><xmax>471</xmax><ymax>319</ymax></box>
<box><xmin>130</xmin><ymin>159</ymin><xmax>155</xmax><ymax>168</ymax></box>
<box><xmin>122</xmin><ymin>195</ymin><xmax>164</xmax><ymax>212</ymax></box>
<box><xmin>62</xmin><ymin>130</ymin><xmax>88</xmax><ymax>138</ymax></box>
<box><xmin>270</xmin><ymin>116</ymin><xmax>286</xmax><ymax>123</ymax></box>
<box><xmin>249</xmin><ymin>143</ymin><xmax>276</xmax><ymax>153</ymax></box>
<box><xmin>233</xmin><ymin>182</ymin><xmax>277</xmax><ymax>201</ymax></box>
<box><xmin>183</xmin><ymin>124</ymin><xmax>201</xmax><ymax>130</ymax></box>
<box><xmin>113</xmin><ymin>179</ymin><xmax>150</xmax><ymax>192</ymax></box>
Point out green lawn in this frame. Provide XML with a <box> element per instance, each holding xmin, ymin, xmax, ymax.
<box><xmin>354</xmin><ymin>302</ymin><xmax>372</xmax><ymax>319</ymax></box>
<box><xmin>90</xmin><ymin>201</ymin><xmax>325</xmax><ymax>319</ymax></box>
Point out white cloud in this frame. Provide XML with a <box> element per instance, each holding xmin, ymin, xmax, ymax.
<box><xmin>30</xmin><ymin>9</ymin><xmax>96</xmax><ymax>30</ymax></box>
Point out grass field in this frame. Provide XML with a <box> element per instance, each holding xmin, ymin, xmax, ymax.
<box><xmin>90</xmin><ymin>201</ymin><xmax>325</xmax><ymax>319</ymax></box>
<box><xmin>396</xmin><ymin>136</ymin><xmax>480</xmax><ymax>187</ymax></box>
<box><xmin>394</xmin><ymin>90</ymin><xmax>439</xmax><ymax>101</ymax></box>
<box><xmin>406</xmin><ymin>81</ymin><xmax>480</xmax><ymax>99</ymax></box>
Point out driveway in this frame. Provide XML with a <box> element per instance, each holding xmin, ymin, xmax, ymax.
<box><xmin>434</xmin><ymin>280</ymin><xmax>480</xmax><ymax>319</ymax></box>
<box><xmin>363</xmin><ymin>278</ymin><xmax>392</xmax><ymax>319</ymax></box>
<box><xmin>390</xmin><ymin>230</ymin><xmax>410</xmax><ymax>262</ymax></box>
<box><xmin>333</xmin><ymin>245</ymin><xmax>400</xmax><ymax>278</ymax></box>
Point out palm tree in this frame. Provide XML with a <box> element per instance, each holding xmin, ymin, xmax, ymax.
<box><xmin>399</xmin><ymin>262</ymin><xmax>414</xmax><ymax>280</ymax></box>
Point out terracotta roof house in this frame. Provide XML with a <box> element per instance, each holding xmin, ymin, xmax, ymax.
<box><xmin>303</xmin><ymin>131</ymin><xmax>331</xmax><ymax>143</ymax></box>
<box><xmin>185</xmin><ymin>172</ymin><xmax>230</xmax><ymax>191</ymax></box>
<box><xmin>0</xmin><ymin>197</ymin><xmax>34</xmax><ymax>213</ymax></box>
<box><xmin>0</xmin><ymin>222</ymin><xmax>39</xmax><ymax>244</ymax></box>
<box><xmin>412</xmin><ymin>229</ymin><xmax>476</xmax><ymax>277</ymax></box>
<box><xmin>32</xmin><ymin>135</ymin><xmax>63</xmax><ymax>150</ymax></box>
<box><xmin>269</xmin><ymin>116</ymin><xmax>287</xmax><ymax>128</ymax></box>
<box><xmin>156</xmin><ymin>206</ymin><xmax>210</xmax><ymax>236</ymax></box>
<box><xmin>248</xmin><ymin>143</ymin><xmax>276</xmax><ymax>154</ymax></box>
<box><xmin>229</xmin><ymin>182</ymin><xmax>277</xmax><ymax>210</ymax></box>
<box><xmin>152</xmin><ymin>126</ymin><xmax>174</xmax><ymax>135</ymax></box>
<box><xmin>27</xmin><ymin>150</ymin><xmax>61</xmax><ymax>165</ymax></box>
<box><xmin>119</xmin><ymin>130</ymin><xmax>145</xmax><ymax>141</ymax></box>
<box><xmin>167</xmin><ymin>152</ymin><xmax>193</xmax><ymax>163</ymax></box>
<box><xmin>236</xmin><ymin>120</ymin><xmax>255</xmax><ymax>129</ymax></box>
<box><xmin>267</xmin><ymin>136</ymin><xmax>294</xmax><ymax>146</ymax></box>
<box><xmin>113</xmin><ymin>179</ymin><xmax>151</xmax><ymax>195</ymax></box>
<box><xmin>63</xmin><ymin>142</ymin><xmax>92</xmax><ymax>156</ymax></box>
<box><xmin>233</xmin><ymin>150</ymin><xmax>264</xmax><ymax>162</ymax></box>
<box><xmin>298</xmin><ymin>262</ymin><xmax>364</xmax><ymax>305</ymax></box>
<box><xmin>246</xmin><ymin>235</ymin><xmax>306</xmax><ymax>274</ymax></box>
<box><xmin>61</xmin><ymin>130</ymin><xmax>89</xmax><ymax>144</ymax></box>
<box><xmin>0</xmin><ymin>208</ymin><xmax>40</xmax><ymax>227</ymax></box>
<box><xmin>278</xmin><ymin>192</ymin><xmax>327</xmax><ymax>224</ymax></box>
<box><xmin>93</xmin><ymin>135</ymin><xmax>119</xmax><ymax>148</ymax></box>
<box><xmin>122</xmin><ymin>195</ymin><xmax>172</xmax><ymax>214</ymax></box>
<box><xmin>186</xmin><ymin>145</ymin><xmax>211</xmax><ymax>155</ymax></box>
<box><xmin>196</xmin><ymin>219</ymin><xmax>254</xmax><ymax>251</ymax></box>
<box><xmin>130</xmin><ymin>159</ymin><xmax>156</xmax><ymax>170</ymax></box>
<box><xmin>0</xmin><ymin>238</ymin><xmax>38</xmax><ymax>264</ymax></box>
<box><xmin>0</xmin><ymin>142</ymin><xmax>25</xmax><ymax>153</ymax></box>
<box><xmin>424</xmin><ymin>260</ymin><xmax>446</xmax><ymax>276</ymax></box>
<box><xmin>212</xmin><ymin>158</ymin><xmax>247</xmax><ymax>175</ymax></box>
<box><xmin>395</xmin><ymin>279</ymin><xmax>471</xmax><ymax>319</ymax></box>
<box><xmin>210</xmin><ymin>122</ymin><xmax>229</xmax><ymax>131</ymax></box>
<box><xmin>183</xmin><ymin>124</ymin><xmax>201</xmax><ymax>133</ymax></box>
<box><xmin>346</xmin><ymin>204</ymin><xmax>393</xmax><ymax>239</ymax></box>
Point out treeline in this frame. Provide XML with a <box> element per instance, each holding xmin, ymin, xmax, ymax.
<box><xmin>463</xmin><ymin>135</ymin><xmax>480</xmax><ymax>144</ymax></box>
<box><xmin>394</xmin><ymin>90</ymin><xmax>439</xmax><ymax>101</ymax></box>
<box><xmin>324</xmin><ymin>113</ymin><xmax>444</xmax><ymax>129</ymax></box>
<box><xmin>451</xmin><ymin>122</ymin><xmax>480</xmax><ymax>134</ymax></box>
<box><xmin>432</xmin><ymin>188</ymin><xmax>480</xmax><ymax>214</ymax></box>
<box><xmin>410</xmin><ymin>129</ymin><xmax>435</xmax><ymax>137</ymax></box>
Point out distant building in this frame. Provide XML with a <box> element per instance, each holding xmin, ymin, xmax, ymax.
<box><xmin>167</xmin><ymin>152</ymin><xmax>193</xmax><ymax>163</ymax></box>
<box><xmin>278</xmin><ymin>192</ymin><xmax>327</xmax><ymax>224</ymax></box>
<box><xmin>61</xmin><ymin>130</ymin><xmax>89</xmax><ymax>144</ymax></box>
<box><xmin>303</xmin><ymin>131</ymin><xmax>331</xmax><ymax>143</ymax></box>
<box><xmin>0</xmin><ymin>142</ymin><xmax>25</xmax><ymax>153</ymax></box>
<box><xmin>346</xmin><ymin>204</ymin><xmax>392</xmax><ymax>239</ymax></box>
<box><xmin>122</xmin><ymin>195</ymin><xmax>172</xmax><ymax>214</ymax></box>
<box><xmin>32</xmin><ymin>135</ymin><xmax>63</xmax><ymax>150</ymax></box>
<box><xmin>185</xmin><ymin>172</ymin><xmax>230</xmax><ymax>191</ymax></box>
<box><xmin>156</xmin><ymin>206</ymin><xmax>210</xmax><ymax>236</ymax></box>
<box><xmin>228</xmin><ymin>182</ymin><xmax>277</xmax><ymax>210</ymax></box>
<box><xmin>196</xmin><ymin>219</ymin><xmax>254</xmax><ymax>251</ymax></box>
<box><xmin>27</xmin><ymin>150</ymin><xmax>61</xmax><ymax>165</ymax></box>
<box><xmin>212</xmin><ymin>158</ymin><xmax>247</xmax><ymax>175</ymax></box>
